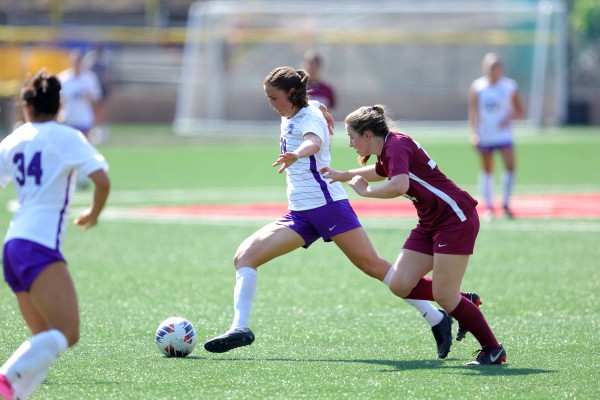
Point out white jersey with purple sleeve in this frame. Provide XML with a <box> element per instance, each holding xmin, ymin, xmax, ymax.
<box><xmin>0</xmin><ymin>121</ymin><xmax>108</xmax><ymax>250</ymax></box>
<box><xmin>58</xmin><ymin>69</ymin><xmax>102</xmax><ymax>130</ymax></box>
<box><xmin>280</xmin><ymin>104</ymin><xmax>347</xmax><ymax>211</ymax></box>
<box><xmin>471</xmin><ymin>76</ymin><xmax>517</xmax><ymax>147</ymax></box>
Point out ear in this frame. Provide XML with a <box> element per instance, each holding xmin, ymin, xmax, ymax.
<box><xmin>363</xmin><ymin>130</ymin><xmax>373</xmax><ymax>140</ymax></box>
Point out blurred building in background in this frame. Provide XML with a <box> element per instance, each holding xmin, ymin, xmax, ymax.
<box><xmin>0</xmin><ymin>0</ymin><xmax>598</xmax><ymax>135</ymax></box>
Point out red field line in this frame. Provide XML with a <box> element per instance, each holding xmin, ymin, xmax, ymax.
<box><xmin>139</xmin><ymin>193</ymin><xmax>600</xmax><ymax>220</ymax></box>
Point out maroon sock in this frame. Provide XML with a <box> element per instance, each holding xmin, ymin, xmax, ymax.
<box><xmin>405</xmin><ymin>277</ymin><xmax>434</xmax><ymax>300</ymax></box>
<box><xmin>450</xmin><ymin>297</ymin><xmax>500</xmax><ymax>349</ymax></box>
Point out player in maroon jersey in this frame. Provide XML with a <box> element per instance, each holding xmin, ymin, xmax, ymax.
<box><xmin>322</xmin><ymin>105</ymin><xmax>506</xmax><ymax>366</ymax></box>
<box><xmin>303</xmin><ymin>50</ymin><xmax>337</xmax><ymax>113</ymax></box>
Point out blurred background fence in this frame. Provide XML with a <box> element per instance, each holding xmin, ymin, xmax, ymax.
<box><xmin>0</xmin><ymin>0</ymin><xmax>598</xmax><ymax>136</ymax></box>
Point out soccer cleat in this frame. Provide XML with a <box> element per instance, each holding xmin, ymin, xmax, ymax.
<box><xmin>466</xmin><ymin>344</ymin><xmax>507</xmax><ymax>366</ymax></box>
<box><xmin>204</xmin><ymin>328</ymin><xmax>255</xmax><ymax>353</ymax></box>
<box><xmin>430</xmin><ymin>309</ymin><xmax>453</xmax><ymax>359</ymax></box>
<box><xmin>503</xmin><ymin>205</ymin><xmax>516</xmax><ymax>220</ymax></box>
<box><xmin>456</xmin><ymin>292</ymin><xmax>482</xmax><ymax>342</ymax></box>
<box><xmin>0</xmin><ymin>374</ymin><xmax>14</xmax><ymax>400</ymax></box>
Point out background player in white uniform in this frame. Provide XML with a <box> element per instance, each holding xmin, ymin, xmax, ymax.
<box><xmin>469</xmin><ymin>53</ymin><xmax>524</xmax><ymax>219</ymax></box>
<box><xmin>0</xmin><ymin>72</ymin><xmax>110</xmax><ymax>400</ymax></box>
<box><xmin>204</xmin><ymin>67</ymin><xmax>455</xmax><ymax>359</ymax></box>
<box><xmin>58</xmin><ymin>49</ymin><xmax>102</xmax><ymax>136</ymax></box>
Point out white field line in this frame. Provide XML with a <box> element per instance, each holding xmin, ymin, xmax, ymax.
<box><xmin>63</xmin><ymin>185</ymin><xmax>600</xmax><ymax>207</ymax></box>
<box><xmin>99</xmin><ymin>208</ymin><xmax>600</xmax><ymax>233</ymax></box>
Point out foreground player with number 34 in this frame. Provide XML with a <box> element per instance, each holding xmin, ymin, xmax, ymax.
<box><xmin>0</xmin><ymin>71</ymin><xmax>110</xmax><ymax>400</ymax></box>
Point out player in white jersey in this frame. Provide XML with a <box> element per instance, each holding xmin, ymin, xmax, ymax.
<box><xmin>204</xmin><ymin>66</ymin><xmax>455</xmax><ymax>359</ymax></box>
<box><xmin>0</xmin><ymin>72</ymin><xmax>110</xmax><ymax>400</ymax></box>
<box><xmin>469</xmin><ymin>53</ymin><xmax>524</xmax><ymax>219</ymax></box>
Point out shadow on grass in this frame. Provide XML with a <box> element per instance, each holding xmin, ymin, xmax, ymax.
<box><xmin>207</xmin><ymin>356</ymin><xmax>556</xmax><ymax>376</ymax></box>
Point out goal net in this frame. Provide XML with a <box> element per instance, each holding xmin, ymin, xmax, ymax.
<box><xmin>174</xmin><ymin>0</ymin><xmax>567</xmax><ymax>135</ymax></box>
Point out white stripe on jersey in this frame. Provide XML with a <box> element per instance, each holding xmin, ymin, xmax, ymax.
<box><xmin>409</xmin><ymin>173</ymin><xmax>467</xmax><ymax>222</ymax></box>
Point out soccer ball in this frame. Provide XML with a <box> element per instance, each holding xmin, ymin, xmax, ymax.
<box><xmin>155</xmin><ymin>317</ymin><xmax>198</xmax><ymax>357</ymax></box>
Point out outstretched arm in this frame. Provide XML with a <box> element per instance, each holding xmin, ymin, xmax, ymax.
<box><xmin>272</xmin><ymin>133</ymin><xmax>322</xmax><ymax>174</ymax></box>
<box><xmin>320</xmin><ymin>164</ymin><xmax>385</xmax><ymax>183</ymax></box>
<box><xmin>349</xmin><ymin>173</ymin><xmax>409</xmax><ymax>199</ymax></box>
<box><xmin>74</xmin><ymin>169</ymin><xmax>110</xmax><ymax>230</ymax></box>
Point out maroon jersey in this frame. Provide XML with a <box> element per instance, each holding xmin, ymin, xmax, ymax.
<box><xmin>308</xmin><ymin>81</ymin><xmax>336</xmax><ymax>110</ymax></box>
<box><xmin>375</xmin><ymin>132</ymin><xmax>478</xmax><ymax>230</ymax></box>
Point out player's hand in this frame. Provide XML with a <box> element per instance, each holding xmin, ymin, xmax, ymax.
<box><xmin>348</xmin><ymin>175</ymin><xmax>369</xmax><ymax>196</ymax></box>
<box><xmin>318</xmin><ymin>104</ymin><xmax>335</xmax><ymax>135</ymax></box>
<box><xmin>74</xmin><ymin>208</ymin><xmax>99</xmax><ymax>230</ymax></box>
<box><xmin>470</xmin><ymin>133</ymin><xmax>480</xmax><ymax>147</ymax></box>
<box><xmin>272</xmin><ymin>152</ymin><xmax>299</xmax><ymax>173</ymax></box>
<box><xmin>320</xmin><ymin>166</ymin><xmax>347</xmax><ymax>183</ymax></box>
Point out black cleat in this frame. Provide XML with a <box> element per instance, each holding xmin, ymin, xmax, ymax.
<box><xmin>466</xmin><ymin>344</ymin><xmax>507</xmax><ymax>366</ymax></box>
<box><xmin>503</xmin><ymin>205</ymin><xmax>516</xmax><ymax>220</ymax></box>
<box><xmin>430</xmin><ymin>309</ymin><xmax>453</xmax><ymax>359</ymax></box>
<box><xmin>456</xmin><ymin>292</ymin><xmax>482</xmax><ymax>342</ymax></box>
<box><xmin>204</xmin><ymin>328</ymin><xmax>255</xmax><ymax>353</ymax></box>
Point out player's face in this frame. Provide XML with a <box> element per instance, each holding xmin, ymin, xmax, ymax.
<box><xmin>264</xmin><ymin>84</ymin><xmax>294</xmax><ymax>118</ymax></box>
<box><xmin>346</xmin><ymin>125</ymin><xmax>370</xmax><ymax>156</ymax></box>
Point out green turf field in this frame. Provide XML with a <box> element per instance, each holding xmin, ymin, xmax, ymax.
<box><xmin>0</xmin><ymin>125</ymin><xmax>599</xmax><ymax>399</ymax></box>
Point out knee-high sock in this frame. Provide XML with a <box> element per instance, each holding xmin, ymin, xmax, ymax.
<box><xmin>0</xmin><ymin>329</ymin><xmax>68</xmax><ymax>384</ymax></box>
<box><xmin>230</xmin><ymin>267</ymin><xmax>257</xmax><ymax>331</ymax></box>
<box><xmin>13</xmin><ymin>368</ymin><xmax>48</xmax><ymax>400</ymax></box>
<box><xmin>405</xmin><ymin>277</ymin><xmax>434</xmax><ymax>300</ymax></box>
<box><xmin>502</xmin><ymin>171</ymin><xmax>515</xmax><ymax>208</ymax></box>
<box><xmin>479</xmin><ymin>172</ymin><xmax>495</xmax><ymax>212</ymax></box>
<box><xmin>449</xmin><ymin>297</ymin><xmax>500</xmax><ymax>349</ymax></box>
<box><xmin>383</xmin><ymin>266</ymin><xmax>442</xmax><ymax>326</ymax></box>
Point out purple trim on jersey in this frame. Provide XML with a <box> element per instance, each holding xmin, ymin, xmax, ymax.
<box><xmin>309</xmin><ymin>155</ymin><xmax>333</xmax><ymax>203</ymax></box>
<box><xmin>3</xmin><ymin>239</ymin><xmax>66</xmax><ymax>292</ymax></box>
<box><xmin>55</xmin><ymin>172</ymin><xmax>73</xmax><ymax>250</ymax></box>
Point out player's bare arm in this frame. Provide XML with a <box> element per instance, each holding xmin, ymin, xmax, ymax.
<box><xmin>468</xmin><ymin>88</ymin><xmax>480</xmax><ymax>146</ymax></box>
<box><xmin>272</xmin><ymin>133</ymin><xmax>322</xmax><ymax>173</ymax></box>
<box><xmin>349</xmin><ymin>173</ymin><xmax>409</xmax><ymax>199</ymax></box>
<box><xmin>321</xmin><ymin>164</ymin><xmax>385</xmax><ymax>184</ymax></box>
<box><xmin>74</xmin><ymin>169</ymin><xmax>110</xmax><ymax>230</ymax></box>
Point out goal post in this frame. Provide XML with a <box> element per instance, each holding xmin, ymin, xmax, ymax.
<box><xmin>174</xmin><ymin>0</ymin><xmax>567</xmax><ymax>135</ymax></box>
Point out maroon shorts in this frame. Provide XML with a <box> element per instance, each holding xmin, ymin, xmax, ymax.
<box><xmin>403</xmin><ymin>211</ymin><xmax>480</xmax><ymax>255</ymax></box>
<box><xmin>276</xmin><ymin>200</ymin><xmax>362</xmax><ymax>248</ymax></box>
<box><xmin>3</xmin><ymin>239</ymin><xmax>66</xmax><ymax>292</ymax></box>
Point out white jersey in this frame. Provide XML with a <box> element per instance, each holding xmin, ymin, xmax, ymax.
<box><xmin>0</xmin><ymin>121</ymin><xmax>108</xmax><ymax>250</ymax></box>
<box><xmin>280</xmin><ymin>104</ymin><xmax>347</xmax><ymax>211</ymax></box>
<box><xmin>471</xmin><ymin>76</ymin><xmax>518</xmax><ymax>146</ymax></box>
<box><xmin>58</xmin><ymin>69</ymin><xmax>102</xmax><ymax>130</ymax></box>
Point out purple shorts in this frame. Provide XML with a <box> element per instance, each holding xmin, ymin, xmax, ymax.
<box><xmin>3</xmin><ymin>239</ymin><xmax>66</xmax><ymax>293</ymax></box>
<box><xmin>403</xmin><ymin>211</ymin><xmax>480</xmax><ymax>255</ymax></box>
<box><xmin>276</xmin><ymin>199</ymin><xmax>362</xmax><ymax>248</ymax></box>
<box><xmin>477</xmin><ymin>142</ymin><xmax>513</xmax><ymax>154</ymax></box>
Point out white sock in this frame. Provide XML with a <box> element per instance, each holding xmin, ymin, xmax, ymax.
<box><xmin>381</xmin><ymin>266</ymin><xmax>443</xmax><ymax>327</ymax></box>
<box><xmin>0</xmin><ymin>329</ymin><xmax>68</xmax><ymax>384</ymax></box>
<box><xmin>403</xmin><ymin>298</ymin><xmax>443</xmax><ymax>327</ymax></box>
<box><xmin>502</xmin><ymin>171</ymin><xmax>515</xmax><ymax>208</ymax></box>
<box><xmin>383</xmin><ymin>265</ymin><xmax>394</xmax><ymax>285</ymax></box>
<box><xmin>479</xmin><ymin>172</ymin><xmax>495</xmax><ymax>212</ymax></box>
<box><xmin>13</xmin><ymin>368</ymin><xmax>48</xmax><ymax>400</ymax></box>
<box><xmin>230</xmin><ymin>267</ymin><xmax>257</xmax><ymax>331</ymax></box>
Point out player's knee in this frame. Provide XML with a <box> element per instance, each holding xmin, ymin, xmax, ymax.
<box><xmin>388</xmin><ymin>280</ymin><xmax>412</xmax><ymax>299</ymax></box>
<box><xmin>432</xmin><ymin>289</ymin><xmax>455</xmax><ymax>311</ymax></box>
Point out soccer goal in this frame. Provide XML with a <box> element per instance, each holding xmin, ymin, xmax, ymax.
<box><xmin>174</xmin><ymin>0</ymin><xmax>567</xmax><ymax>135</ymax></box>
